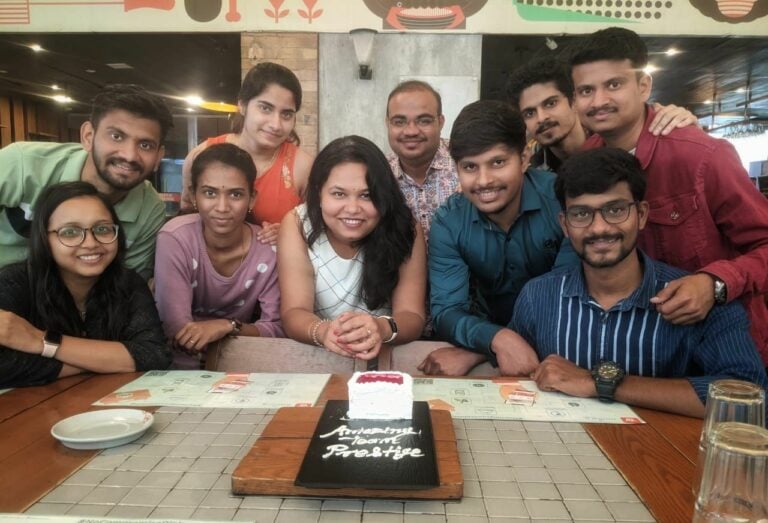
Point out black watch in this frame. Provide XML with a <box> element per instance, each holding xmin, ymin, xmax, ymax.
<box><xmin>592</xmin><ymin>360</ymin><xmax>625</xmax><ymax>403</ymax></box>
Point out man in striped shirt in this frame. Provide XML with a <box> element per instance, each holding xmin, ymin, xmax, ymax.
<box><xmin>512</xmin><ymin>148</ymin><xmax>766</xmax><ymax>417</ymax></box>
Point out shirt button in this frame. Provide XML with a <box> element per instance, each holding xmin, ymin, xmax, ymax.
<box><xmin>670</xmin><ymin>210</ymin><xmax>680</xmax><ymax>221</ymax></box>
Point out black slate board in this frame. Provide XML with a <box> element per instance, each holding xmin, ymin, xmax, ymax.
<box><xmin>295</xmin><ymin>400</ymin><xmax>439</xmax><ymax>490</ymax></box>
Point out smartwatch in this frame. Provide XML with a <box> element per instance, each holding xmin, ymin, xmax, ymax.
<box><xmin>42</xmin><ymin>330</ymin><xmax>63</xmax><ymax>358</ymax></box>
<box><xmin>592</xmin><ymin>360</ymin><xmax>625</xmax><ymax>403</ymax></box>
<box><xmin>378</xmin><ymin>315</ymin><xmax>398</xmax><ymax>343</ymax></box>
<box><xmin>713</xmin><ymin>277</ymin><xmax>727</xmax><ymax>305</ymax></box>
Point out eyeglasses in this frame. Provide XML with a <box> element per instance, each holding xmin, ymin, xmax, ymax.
<box><xmin>388</xmin><ymin>115</ymin><xmax>437</xmax><ymax>129</ymax></box>
<box><xmin>48</xmin><ymin>224</ymin><xmax>120</xmax><ymax>247</ymax></box>
<box><xmin>564</xmin><ymin>201</ymin><xmax>638</xmax><ymax>228</ymax></box>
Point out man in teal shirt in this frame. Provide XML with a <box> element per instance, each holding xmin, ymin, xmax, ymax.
<box><xmin>0</xmin><ymin>84</ymin><xmax>173</xmax><ymax>280</ymax></box>
<box><xmin>423</xmin><ymin>100</ymin><xmax>577</xmax><ymax>376</ymax></box>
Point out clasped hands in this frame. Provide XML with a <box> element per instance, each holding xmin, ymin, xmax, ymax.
<box><xmin>319</xmin><ymin>312</ymin><xmax>382</xmax><ymax>361</ymax></box>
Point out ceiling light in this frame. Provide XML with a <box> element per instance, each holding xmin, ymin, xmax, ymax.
<box><xmin>643</xmin><ymin>64</ymin><xmax>658</xmax><ymax>75</ymax></box>
<box><xmin>85</xmin><ymin>69</ymin><xmax>96</xmax><ymax>74</ymax></box>
<box><xmin>703</xmin><ymin>99</ymin><xmax>713</xmax><ymax>104</ymax></box>
<box><xmin>199</xmin><ymin>101</ymin><xmax>238</xmax><ymax>112</ymax></box>
<box><xmin>185</xmin><ymin>95</ymin><xmax>204</xmax><ymax>106</ymax></box>
<box><xmin>186</xmin><ymin>107</ymin><xmax>195</xmax><ymax>113</ymax></box>
<box><xmin>28</xmin><ymin>44</ymin><xmax>44</xmax><ymax>52</ymax></box>
<box><xmin>0</xmin><ymin>70</ymin><xmax>7</xmax><ymax>74</ymax></box>
<box><xmin>736</xmin><ymin>87</ymin><xmax>746</xmax><ymax>93</ymax></box>
<box><xmin>106</xmin><ymin>63</ymin><xmax>133</xmax><ymax>70</ymax></box>
<box><xmin>52</xmin><ymin>95</ymin><xmax>72</xmax><ymax>104</ymax></box>
<box><xmin>665</xmin><ymin>47</ymin><xmax>680</xmax><ymax>56</ymax></box>
<box><xmin>51</xmin><ymin>84</ymin><xmax>60</xmax><ymax>91</ymax></box>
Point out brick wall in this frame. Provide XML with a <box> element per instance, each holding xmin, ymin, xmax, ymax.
<box><xmin>241</xmin><ymin>32</ymin><xmax>319</xmax><ymax>157</ymax></box>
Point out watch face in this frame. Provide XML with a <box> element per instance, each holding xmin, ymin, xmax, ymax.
<box><xmin>598</xmin><ymin>362</ymin><xmax>621</xmax><ymax>379</ymax></box>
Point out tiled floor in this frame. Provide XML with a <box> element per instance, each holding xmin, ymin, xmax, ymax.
<box><xmin>25</xmin><ymin>407</ymin><xmax>656</xmax><ymax>522</ymax></box>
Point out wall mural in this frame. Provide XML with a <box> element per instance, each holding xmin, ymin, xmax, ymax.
<box><xmin>0</xmin><ymin>0</ymin><xmax>765</xmax><ymax>34</ymax></box>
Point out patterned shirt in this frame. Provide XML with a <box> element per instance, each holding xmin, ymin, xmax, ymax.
<box><xmin>387</xmin><ymin>138</ymin><xmax>459</xmax><ymax>244</ymax></box>
<box><xmin>511</xmin><ymin>251</ymin><xmax>768</xmax><ymax>405</ymax></box>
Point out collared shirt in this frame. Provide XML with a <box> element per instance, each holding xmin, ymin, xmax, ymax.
<box><xmin>583</xmin><ymin>105</ymin><xmax>768</xmax><ymax>364</ymax></box>
<box><xmin>0</xmin><ymin>142</ymin><xmax>165</xmax><ymax>280</ymax></box>
<box><xmin>429</xmin><ymin>168</ymin><xmax>579</xmax><ymax>360</ymax></box>
<box><xmin>511</xmin><ymin>252</ymin><xmax>768</xmax><ymax>404</ymax></box>
<box><xmin>388</xmin><ymin>138</ymin><xmax>459</xmax><ymax>243</ymax></box>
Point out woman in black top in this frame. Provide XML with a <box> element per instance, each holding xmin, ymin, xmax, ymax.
<box><xmin>0</xmin><ymin>182</ymin><xmax>171</xmax><ymax>388</ymax></box>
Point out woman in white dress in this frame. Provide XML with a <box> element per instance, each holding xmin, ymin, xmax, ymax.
<box><xmin>278</xmin><ymin>135</ymin><xmax>426</xmax><ymax>361</ymax></box>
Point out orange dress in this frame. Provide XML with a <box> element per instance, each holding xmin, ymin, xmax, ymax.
<box><xmin>204</xmin><ymin>135</ymin><xmax>302</xmax><ymax>224</ymax></box>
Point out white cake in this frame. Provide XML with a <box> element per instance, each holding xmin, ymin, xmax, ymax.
<box><xmin>347</xmin><ymin>371</ymin><xmax>413</xmax><ymax>420</ymax></box>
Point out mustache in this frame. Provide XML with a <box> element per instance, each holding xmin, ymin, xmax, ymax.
<box><xmin>107</xmin><ymin>157</ymin><xmax>142</xmax><ymax>171</ymax></box>
<box><xmin>472</xmin><ymin>184</ymin><xmax>504</xmax><ymax>193</ymax></box>
<box><xmin>586</xmin><ymin>105</ymin><xmax>618</xmax><ymax>118</ymax></box>
<box><xmin>584</xmin><ymin>233</ymin><xmax>623</xmax><ymax>243</ymax></box>
<box><xmin>535</xmin><ymin>120</ymin><xmax>558</xmax><ymax>134</ymax></box>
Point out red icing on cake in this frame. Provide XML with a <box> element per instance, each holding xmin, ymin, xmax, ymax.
<box><xmin>356</xmin><ymin>373</ymin><xmax>404</xmax><ymax>385</ymax></box>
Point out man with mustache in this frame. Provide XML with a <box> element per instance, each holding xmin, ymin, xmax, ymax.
<box><xmin>510</xmin><ymin>148</ymin><xmax>766</xmax><ymax>417</ymax></box>
<box><xmin>571</xmin><ymin>27</ymin><xmax>768</xmax><ymax>367</ymax></box>
<box><xmin>421</xmin><ymin>100</ymin><xmax>578</xmax><ymax>376</ymax></box>
<box><xmin>0</xmin><ymin>84</ymin><xmax>173</xmax><ymax>280</ymax></box>
<box><xmin>386</xmin><ymin>80</ymin><xmax>458</xmax><ymax>243</ymax></box>
<box><xmin>506</xmin><ymin>57</ymin><xmax>696</xmax><ymax>173</ymax></box>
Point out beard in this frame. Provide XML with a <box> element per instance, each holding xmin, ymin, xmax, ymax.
<box><xmin>576</xmin><ymin>234</ymin><xmax>635</xmax><ymax>269</ymax></box>
<box><xmin>91</xmin><ymin>146</ymin><xmax>149</xmax><ymax>192</ymax></box>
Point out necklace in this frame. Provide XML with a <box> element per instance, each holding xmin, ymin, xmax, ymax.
<box><xmin>205</xmin><ymin>224</ymin><xmax>248</xmax><ymax>275</ymax></box>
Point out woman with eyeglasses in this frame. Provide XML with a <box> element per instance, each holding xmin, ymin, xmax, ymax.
<box><xmin>278</xmin><ymin>136</ymin><xmax>426</xmax><ymax>361</ymax></box>
<box><xmin>178</xmin><ymin>62</ymin><xmax>314</xmax><ymax>246</ymax></box>
<box><xmin>154</xmin><ymin>143</ymin><xmax>283</xmax><ymax>370</ymax></box>
<box><xmin>0</xmin><ymin>182</ymin><xmax>171</xmax><ymax>388</ymax></box>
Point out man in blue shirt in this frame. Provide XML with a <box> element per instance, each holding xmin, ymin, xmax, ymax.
<box><xmin>423</xmin><ymin>100</ymin><xmax>577</xmax><ymax>376</ymax></box>
<box><xmin>512</xmin><ymin>148</ymin><xmax>767</xmax><ymax>417</ymax></box>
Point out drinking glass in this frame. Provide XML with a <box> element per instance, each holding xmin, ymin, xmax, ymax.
<box><xmin>693</xmin><ymin>422</ymin><xmax>768</xmax><ymax>522</ymax></box>
<box><xmin>693</xmin><ymin>379</ymin><xmax>765</xmax><ymax>496</ymax></box>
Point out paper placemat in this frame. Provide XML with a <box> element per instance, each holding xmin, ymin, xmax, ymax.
<box><xmin>93</xmin><ymin>371</ymin><xmax>330</xmax><ymax>409</ymax></box>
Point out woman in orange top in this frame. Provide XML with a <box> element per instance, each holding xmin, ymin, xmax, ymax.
<box><xmin>180</xmin><ymin>62</ymin><xmax>313</xmax><ymax>245</ymax></box>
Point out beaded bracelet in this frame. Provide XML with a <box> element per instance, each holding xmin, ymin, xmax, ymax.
<box><xmin>309</xmin><ymin>319</ymin><xmax>330</xmax><ymax>348</ymax></box>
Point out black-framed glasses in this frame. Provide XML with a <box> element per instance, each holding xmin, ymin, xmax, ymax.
<box><xmin>48</xmin><ymin>224</ymin><xmax>120</xmax><ymax>247</ymax></box>
<box><xmin>564</xmin><ymin>201</ymin><xmax>638</xmax><ymax>228</ymax></box>
<box><xmin>388</xmin><ymin>115</ymin><xmax>438</xmax><ymax>128</ymax></box>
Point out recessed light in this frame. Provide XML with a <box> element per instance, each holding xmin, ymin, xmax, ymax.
<box><xmin>53</xmin><ymin>95</ymin><xmax>72</xmax><ymax>103</ymax></box>
<box><xmin>29</xmin><ymin>44</ymin><xmax>44</xmax><ymax>52</ymax></box>
<box><xmin>185</xmin><ymin>95</ymin><xmax>203</xmax><ymax>106</ymax></box>
<box><xmin>643</xmin><ymin>64</ymin><xmax>658</xmax><ymax>75</ymax></box>
<box><xmin>106</xmin><ymin>63</ymin><xmax>133</xmax><ymax>70</ymax></box>
<box><xmin>85</xmin><ymin>69</ymin><xmax>96</xmax><ymax>74</ymax></box>
<box><xmin>665</xmin><ymin>47</ymin><xmax>680</xmax><ymax>56</ymax></box>
<box><xmin>52</xmin><ymin>84</ymin><xmax>60</xmax><ymax>90</ymax></box>
<box><xmin>735</xmin><ymin>87</ymin><xmax>746</xmax><ymax>93</ymax></box>
<box><xmin>186</xmin><ymin>107</ymin><xmax>195</xmax><ymax>112</ymax></box>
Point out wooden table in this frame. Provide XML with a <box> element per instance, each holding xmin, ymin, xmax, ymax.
<box><xmin>0</xmin><ymin>373</ymin><xmax>702</xmax><ymax>522</ymax></box>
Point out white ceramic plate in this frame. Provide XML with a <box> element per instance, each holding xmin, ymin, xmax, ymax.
<box><xmin>51</xmin><ymin>408</ymin><xmax>154</xmax><ymax>450</ymax></box>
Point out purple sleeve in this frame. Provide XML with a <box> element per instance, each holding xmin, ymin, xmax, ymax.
<box><xmin>153</xmin><ymin>228</ymin><xmax>195</xmax><ymax>340</ymax></box>
<box><xmin>252</xmin><ymin>250</ymin><xmax>284</xmax><ymax>338</ymax></box>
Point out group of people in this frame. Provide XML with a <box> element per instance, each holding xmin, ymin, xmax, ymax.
<box><xmin>1</xmin><ymin>27</ymin><xmax>766</xmax><ymax>419</ymax></box>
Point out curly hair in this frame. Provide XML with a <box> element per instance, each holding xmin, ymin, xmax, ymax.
<box><xmin>506</xmin><ymin>57</ymin><xmax>574</xmax><ymax>110</ymax></box>
<box><xmin>304</xmin><ymin>136</ymin><xmax>415</xmax><ymax>310</ymax></box>
<box><xmin>27</xmin><ymin>181</ymin><xmax>131</xmax><ymax>338</ymax></box>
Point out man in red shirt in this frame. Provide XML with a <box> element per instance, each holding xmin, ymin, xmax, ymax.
<box><xmin>569</xmin><ymin>27</ymin><xmax>768</xmax><ymax>366</ymax></box>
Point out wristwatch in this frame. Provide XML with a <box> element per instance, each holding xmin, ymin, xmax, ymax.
<box><xmin>228</xmin><ymin>318</ymin><xmax>242</xmax><ymax>336</ymax></box>
<box><xmin>592</xmin><ymin>360</ymin><xmax>625</xmax><ymax>403</ymax></box>
<box><xmin>713</xmin><ymin>277</ymin><xmax>727</xmax><ymax>305</ymax></box>
<box><xmin>378</xmin><ymin>315</ymin><xmax>398</xmax><ymax>343</ymax></box>
<box><xmin>41</xmin><ymin>330</ymin><xmax>63</xmax><ymax>358</ymax></box>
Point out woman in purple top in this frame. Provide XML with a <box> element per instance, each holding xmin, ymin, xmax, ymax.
<box><xmin>154</xmin><ymin>143</ymin><xmax>283</xmax><ymax>369</ymax></box>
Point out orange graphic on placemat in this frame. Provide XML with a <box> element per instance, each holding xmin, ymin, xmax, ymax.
<box><xmin>99</xmin><ymin>389</ymin><xmax>152</xmax><ymax>404</ymax></box>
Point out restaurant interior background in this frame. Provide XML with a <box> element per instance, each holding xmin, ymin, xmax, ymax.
<box><xmin>1</xmin><ymin>30</ymin><xmax>767</xmax><ymax>216</ymax></box>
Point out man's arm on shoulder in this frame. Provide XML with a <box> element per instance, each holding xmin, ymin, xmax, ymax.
<box><xmin>428</xmin><ymin>210</ymin><xmax>501</xmax><ymax>357</ymax></box>
<box><xmin>123</xmin><ymin>187</ymin><xmax>165</xmax><ymax>281</ymax></box>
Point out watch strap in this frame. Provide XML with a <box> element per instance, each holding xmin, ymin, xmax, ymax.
<box><xmin>379</xmin><ymin>315</ymin><xmax>398</xmax><ymax>343</ymax></box>
<box><xmin>41</xmin><ymin>330</ymin><xmax>63</xmax><ymax>358</ymax></box>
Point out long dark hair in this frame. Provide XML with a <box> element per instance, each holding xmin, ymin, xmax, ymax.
<box><xmin>232</xmin><ymin>62</ymin><xmax>302</xmax><ymax>145</ymax></box>
<box><xmin>304</xmin><ymin>136</ymin><xmax>415</xmax><ymax>310</ymax></box>
<box><xmin>28</xmin><ymin>181</ymin><xmax>130</xmax><ymax>337</ymax></box>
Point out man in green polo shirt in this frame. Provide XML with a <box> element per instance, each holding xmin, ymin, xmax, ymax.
<box><xmin>0</xmin><ymin>84</ymin><xmax>173</xmax><ymax>280</ymax></box>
